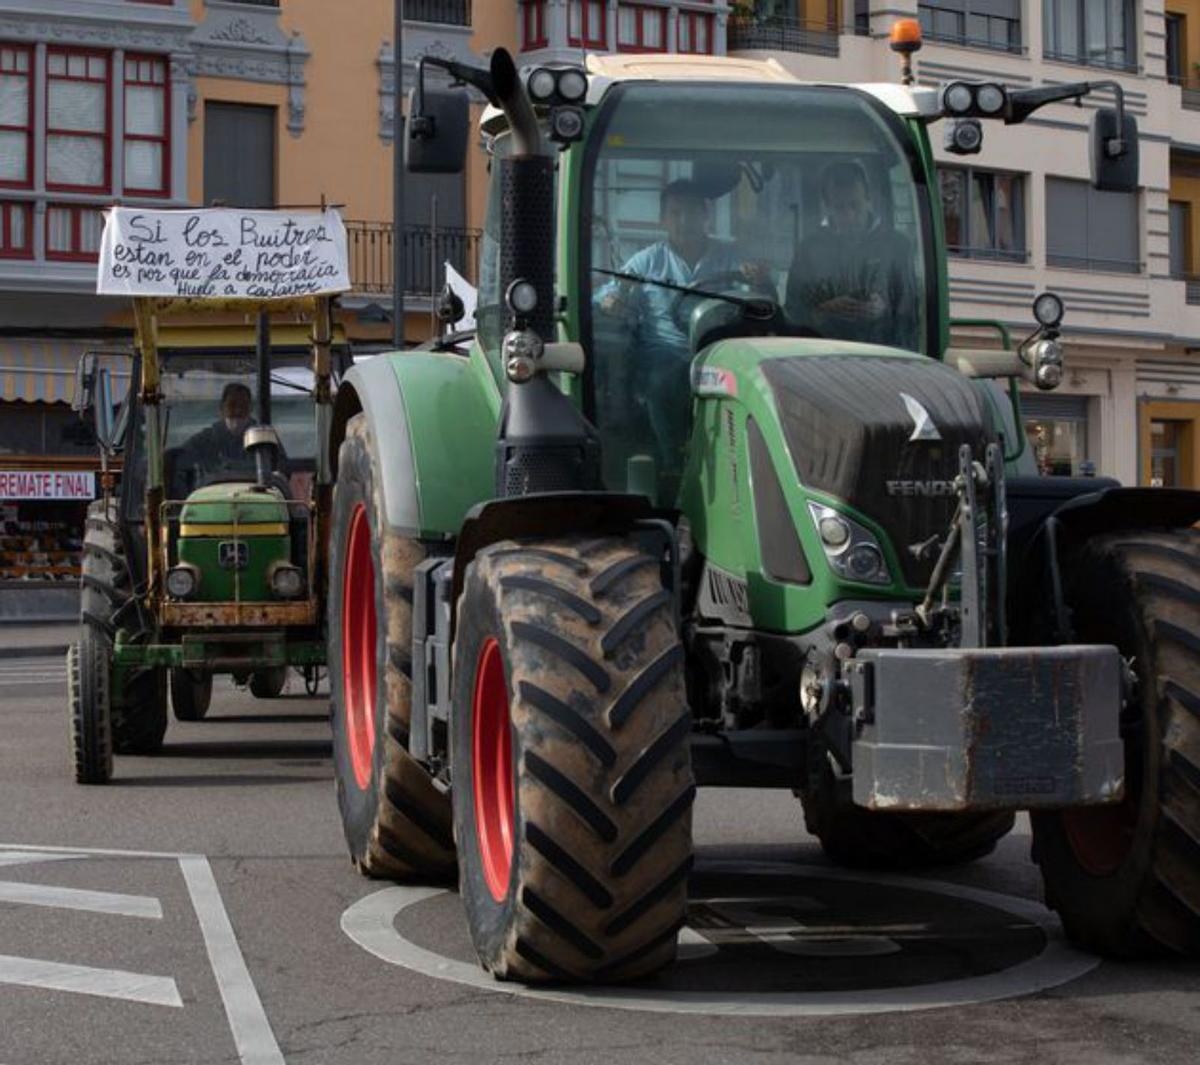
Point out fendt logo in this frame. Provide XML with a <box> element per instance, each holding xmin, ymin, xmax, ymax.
<box><xmin>886</xmin><ymin>479</ymin><xmax>957</xmax><ymax>497</ymax></box>
<box><xmin>900</xmin><ymin>392</ymin><xmax>942</xmax><ymax>442</ymax></box>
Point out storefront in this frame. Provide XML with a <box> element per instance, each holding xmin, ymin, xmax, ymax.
<box><xmin>1021</xmin><ymin>393</ymin><xmax>1093</xmax><ymax>477</ymax></box>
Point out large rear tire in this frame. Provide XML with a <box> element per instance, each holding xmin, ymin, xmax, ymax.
<box><xmin>171</xmin><ymin>669</ymin><xmax>213</xmax><ymax>721</ymax></box>
<box><xmin>80</xmin><ymin>499</ymin><xmax>167</xmax><ymax>755</ymax></box>
<box><xmin>249</xmin><ymin>667</ymin><xmax>287</xmax><ymax>699</ymax></box>
<box><xmin>328</xmin><ymin>415</ymin><xmax>456</xmax><ymax>879</ymax></box>
<box><xmin>452</xmin><ymin>537</ymin><xmax>694</xmax><ymax>983</ymax></box>
<box><xmin>68</xmin><ymin>636</ymin><xmax>112</xmax><ymax>785</ymax></box>
<box><xmin>801</xmin><ymin>772</ymin><xmax>1014</xmax><ymax>869</ymax></box>
<box><xmin>1032</xmin><ymin>530</ymin><xmax>1200</xmax><ymax>957</ymax></box>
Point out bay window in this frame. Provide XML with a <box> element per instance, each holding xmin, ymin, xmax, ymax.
<box><xmin>0</xmin><ymin>201</ymin><xmax>30</xmax><ymax>257</ymax></box>
<box><xmin>618</xmin><ymin>4</ymin><xmax>668</xmax><ymax>53</ymax></box>
<box><xmin>568</xmin><ymin>0</ymin><xmax>607</xmax><ymax>48</ymax></box>
<box><xmin>124</xmin><ymin>55</ymin><xmax>168</xmax><ymax>195</ymax></box>
<box><xmin>46</xmin><ymin>204</ymin><xmax>105</xmax><ymax>262</ymax></box>
<box><xmin>47</xmin><ymin>49</ymin><xmax>110</xmax><ymax>192</ymax></box>
<box><xmin>522</xmin><ymin>0</ymin><xmax>548</xmax><ymax>49</ymax></box>
<box><xmin>678</xmin><ymin>10</ymin><xmax>714</xmax><ymax>54</ymax></box>
<box><xmin>0</xmin><ymin>44</ymin><xmax>32</xmax><ymax>188</ymax></box>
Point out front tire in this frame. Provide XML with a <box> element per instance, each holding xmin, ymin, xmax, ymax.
<box><xmin>249</xmin><ymin>667</ymin><xmax>287</xmax><ymax>699</ymax></box>
<box><xmin>68</xmin><ymin>636</ymin><xmax>112</xmax><ymax>785</ymax></box>
<box><xmin>171</xmin><ymin>669</ymin><xmax>213</xmax><ymax>721</ymax></box>
<box><xmin>1033</xmin><ymin>531</ymin><xmax>1200</xmax><ymax>957</ymax></box>
<box><xmin>452</xmin><ymin>537</ymin><xmax>694</xmax><ymax>983</ymax></box>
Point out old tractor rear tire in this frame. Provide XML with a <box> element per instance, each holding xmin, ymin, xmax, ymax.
<box><xmin>452</xmin><ymin>537</ymin><xmax>694</xmax><ymax>983</ymax></box>
<box><xmin>249</xmin><ymin>667</ymin><xmax>287</xmax><ymax>699</ymax></box>
<box><xmin>81</xmin><ymin>499</ymin><xmax>167</xmax><ymax>755</ymax></box>
<box><xmin>171</xmin><ymin>669</ymin><xmax>213</xmax><ymax>721</ymax></box>
<box><xmin>1032</xmin><ymin>530</ymin><xmax>1200</xmax><ymax>958</ymax></box>
<box><xmin>801</xmin><ymin>773</ymin><xmax>1014</xmax><ymax>868</ymax></box>
<box><xmin>68</xmin><ymin>636</ymin><xmax>113</xmax><ymax>785</ymax></box>
<box><xmin>328</xmin><ymin>414</ymin><xmax>456</xmax><ymax>879</ymax></box>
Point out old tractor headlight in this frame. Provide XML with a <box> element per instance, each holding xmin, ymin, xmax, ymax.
<box><xmin>808</xmin><ymin>503</ymin><xmax>893</xmax><ymax>586</ymax></box>
<box><xmin>269</xmin><ymin>563</ymin><xmax>305</xmax><ymax>600</ymax></box>
<box><xmin>166</xmin><ymin>565</ymin><xmax>199</xmax><ymax>599</ymax></box>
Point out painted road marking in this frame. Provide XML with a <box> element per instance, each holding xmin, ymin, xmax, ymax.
<box><xmin>0</xmin><ymin>881</ymin><xmax>163</xmax><ymax>919</ymax></box>
<box><xmin>341</xmin><ymin>862</ymin><xmax>1100</xmax><ymax>1017</ymax></box>
<box><xmin>0</xmin><ymin>844</ymin><xmax>284</xmax><ymax>1065</ymax></box>
<box><xmin>0</xmin><ymin>954</ymin><xmax>182</xmax><ymax>1007</ymax></box>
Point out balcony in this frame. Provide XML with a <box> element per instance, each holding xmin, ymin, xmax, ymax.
<box><xmin>727</xmin><ymin>14</ymin><xmax>839</xmax><ymax>58</ymax></box>
<box><xmin>1174</xmin><ymin>274</ymin><xmax>1200</xmax><ymax>306</ymax></box>
<box><xmin>404</xmin><ymin>0</ymin><xmax>471</xmax><ymax>26</ymax></box>
<box><xmin>346</xmin><ymin>221</ymin><xmax>482</xmax><ymax>298</ymax></box>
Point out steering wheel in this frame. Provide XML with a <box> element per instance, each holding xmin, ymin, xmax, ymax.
<box><xmin>667</xmin><ymin>271</ymin><xmax>758</xmax><ymax>336</ymax></box>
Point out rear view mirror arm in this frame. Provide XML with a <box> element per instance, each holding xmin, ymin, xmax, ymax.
<box><xmin>1007</xmin><ymin>80</ymin><xmax>1128</xmax><ymax>158</ymax></box>
<box><xmin>411</xmin><ymin>55</ymin><xmax>499</xmax><ymax>142</ymax></box>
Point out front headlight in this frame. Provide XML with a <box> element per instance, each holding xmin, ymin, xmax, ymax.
<box><xmin>166</xmin><ymin>564</ymin><xmax>199</xmax><ymax>599</ymax></box>
<box><xmin>269</xmin><ymin>562</ymin><xmax>305</xmax><ymax>600</ymax></box>
<box><xmin>808</xmin><ymin>503</ymin><xmax>892</xmax><ymax>586</ymax></box>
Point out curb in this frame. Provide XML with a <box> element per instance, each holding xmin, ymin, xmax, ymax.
<box><xmin>0</xmin><ymin>644</ymin><xmax>70</xmax><ymax>660</ymax></box>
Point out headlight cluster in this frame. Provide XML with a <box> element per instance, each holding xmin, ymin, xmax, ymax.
<box><xmin>269</xmin><ymin>563</ymin><xmax>305</xmax><ymax>600</ymax></box>
<box><xmin>166</xmin><ymin>565</ymin><xmax>199</xmax><ymax>599</ymax></box>
<box><xmin>808</xmin><ymin>503</ymin><xmax>893</xmax><ymax>586</ymax></box>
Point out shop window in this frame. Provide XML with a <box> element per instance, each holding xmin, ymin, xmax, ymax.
<box><xmin>918</xmin><ymin>1</ymin><xmax>1021</xmax><ymax>53</ymax></box>
<box><xmin>46</xmin><ymin>48</ymin><xmax>110</xmax><ymax>193</ymax></box>
<box><xmin>0</xmin><ymin>44</ymin><xmax>32</xmax><ymax>189</ymax></box>
<box><xmin>1023</xmin><ymin>394</ymin><xmax>1090</xmax><ymax>477</ymax></box>
<box><xmin>568</xmin><ymin>0</ymin><xmax>607</xmax><ymax>48</ymax></box>
<box><xmin>939</xmin><ymin>166</ymin><xmax>1026</xmax><ymax>261</ymax></box>
<box><xmin>1140</xmin><ymin>403</ymin><xmax>1200</xmax><ymax>489</ymax></box>
<box><xmin>522</xmin><ymin>0</ymin><xmax>548</xmax><ymax>49</ymax></box>
<box><xmin>0</xmin><ymin>201</ymin><xmax>31</xmax><ymax>258</ymax></box>
<box><xmin>1046</xmin><ymin>176</ymin><xmax>1138</xmax><ymax>274</ymax></box>
<box><xmin>679</xmin><ymin>11</ymin><xmax>714</xmax><ymax>54</ymax></box>
<box><xmin>1043</xmin><ymin>0</ymin><xmax>1136</xmax><ymax>71</ymax></box>
<box><xmin>124</xmin><ymin>54</ymin><xmax>169</xmax><ymax>196</ymax></box>
<box><xmin>618</xmin><ymin>4</ymin><xmax>668</xmax><ymax>53</ymax></box>
<box><xmin>45</xmin><ymin>203</ymin><xmax>104</xmax><ymax>261</ymax></box>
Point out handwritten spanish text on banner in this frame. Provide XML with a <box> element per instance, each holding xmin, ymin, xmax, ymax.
<box><xmin>98</xmin><ymin>208</ymin><xmax>351</xmax><ymax>299</ymax></box>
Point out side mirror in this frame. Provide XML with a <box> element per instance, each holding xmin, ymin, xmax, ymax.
<box><xmin>406</xmin><ymin>88</ymin><xmax>470</xmax><ymax>174</ymax></box>
<box><xmin>72</xmin><ymin>351</ymin><xmax>98</xmax><ymax>418</ymax></box>
<box><xmin>74</xmin><ymin>353</ymin><xmax>122</xmax><ymax>452</ymax></box>
<box><xmin>1091</xmin><ymin>108</ymin><xmax>1139</xmax><ymax>193</ymax></box>
<box><xmin>93</xmin><ymin>367</ymin><xmax>117</xmax><ymax>451</ymax></box>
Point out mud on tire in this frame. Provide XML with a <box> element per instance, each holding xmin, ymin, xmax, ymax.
<box><xmin>328</xmin><ymin>414</ymin><xmax>456</xmax><ymax>879</ymax></box>
<box><xmin>1032</xmin><ymin>530</ymin><xmax>1200</xmax><ymax>958</ymax></box>
<box><xmin>452</xmin><ymin>536</ymin><xmax>695</xmax><ymax>984</ymax></box>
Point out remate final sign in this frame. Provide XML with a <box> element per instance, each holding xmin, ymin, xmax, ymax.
<box><xmin>0</xmin><ymin>471</ymin><xmax>95</xmax><ymax>501</ymax></box>
<box><xmin>98</xmin><ymin>207</ymin><xmax>351</xmax><ymax>300</ymax></box>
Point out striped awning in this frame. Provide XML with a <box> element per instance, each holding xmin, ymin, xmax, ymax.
<box><xmin>0</xmin><ymin>339</ymin><xmax>132</xmax><ymax>406</ymax></box>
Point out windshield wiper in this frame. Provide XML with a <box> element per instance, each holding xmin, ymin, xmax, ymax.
<box><xmin>593</xmin><ymin>268</ymin><xmax>778</xmax><ymax>320</ymax></box>
<box><xmin>269</xmin><ymin>373</ymin><xmax>312</xmax><ymax>395</ymax></box>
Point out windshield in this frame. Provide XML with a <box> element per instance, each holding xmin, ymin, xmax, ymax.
<box><xmin>585</xmin><ymin>82</ymin><xmax>929</xmax><ymax>501</ymax></box>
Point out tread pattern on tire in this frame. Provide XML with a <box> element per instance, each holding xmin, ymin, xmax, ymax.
<box><xmin>68</xmin><ymin>639</ymin><xmax>112</xmax><ymax>784</ymax></box>
<box><xmin>332</xmin><ymin>415</ymin><xmax>455</xmax><ymax>880</ymax></box>
<box><xmin>80</xmin><ymin>499</ymin><xmax>166</xmax><ymax>755</ymax></box>
<box><xmin>461</xmin><ymin>537</ymin><xmax>694</xmax><ymax>983</ymax></box>
<box><xmin>1035</xmin><ymin>530</ymin><xmax>1200</xmax><ymax>957</ymax></box>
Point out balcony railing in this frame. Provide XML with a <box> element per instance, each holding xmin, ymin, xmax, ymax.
<box><xmin>727</xmin><ymin>14</ymin><xmax>839</xmax><ymax>58</ymax></box>
<box><xmin>1047</xmin><ymin>253</ymin><xmax>1140</xmax><ymax>275</ymax></box>
<box><xmin>404</xmin><ymin>0</ymin><xmax>472</xmax><ymax>26</ymax></box>
<box><xmin>1042</xmin><ymin>49</ymin><xmax>1137</xmax><ymax>74</ymax></box>
<box><xmin>346</xmin><ymin>221</ymin><xmax>482</xmax><ymax>298</ymax></box>
<box><xmin>1173</xmin><ymin>273</ymin><xmax>1200</xmax><ymax>305</ymax></box>
<box><xmin>227</xmin><ymin>1</ymin><xmax>281</xmax><ymax>7</ymax></box>
<box><xmin>948</xmin><ymin>245</ymin><xmax>1030</xmax><ymax>264</ymax></box>
<box><xmin>1169</xmin><ymin>75</ymin><xmax>1200</xmax><ymax>112</ymax></box>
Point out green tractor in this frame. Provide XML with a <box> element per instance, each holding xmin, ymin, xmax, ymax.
<box><xmin>326</xmin><ymin>44</ymin><xmax>1200</xmax><ymax>982</ymax></box>
<box><xmin>70</xmin><ymin>297</ymin><xmax>344</xmax><ymax>783</ymax></box>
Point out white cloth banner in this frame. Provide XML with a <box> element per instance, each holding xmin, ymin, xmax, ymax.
<box><xmin>98</xmin><ymin>207</ymin><xmax>351</xmax><ymax>299</ymax></box>
<box><xmin>0</xmin><ymin>471</ymin><xmax>95</xmax><ymax>501</ymax></box>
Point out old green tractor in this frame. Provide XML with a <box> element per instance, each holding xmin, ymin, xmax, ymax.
<box><xmin>70</xmin><ymin>297</ymin><xmax>343</xmax><ymax>783</ymax></box>
<box><xmin>326</xmin><ymin>45</ymin><xmax>1200</xmax><ymax>981</ymax></box>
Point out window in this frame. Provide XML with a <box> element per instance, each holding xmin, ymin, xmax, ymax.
<box><xmin>46</xmin><ymin>48</ymin><xmax>110</xmax><ymax>192</ymax></box>
<box><xmin>1043</xmin><ymin>0</ymin><xmax>1136</xmax><ymax>70</ymax></box>
<box><xmin>522</xmin><ymin>0</ymin><xmax>548</xmax><ymax>49</ymax></box>
<box><xmin>1167</xmin><ymin>13</ymin><xmax>1186</xmax><ymax>85</ymax></box>
<box><xmin>618</xmin><ymin>4</ymin><xmax>668</xmax><ymax>52</ymax></box>
<box><xmin>939</xmin><ymin>167</ymin><xmax>1026</xmax><ymax>261</ymax></box>
<box><xmin>678</xmin><ymin>11</ymin><xmax>714</xmax><ymax>54</ymax></box>
<box><xmin>124</xmin><ymin>55</ymin><xmax>168</xmax><ymax>195</ymax></box>
<box><xmin>918</xmin><ymin>1</ymin><xmax>1021</xmax><ymax>53</ymax></box>
<box><xmin>45</xmin><ymin>203</ymin><xmax>104</xmax><ymax>261</ymax></box>
<box><xmin>1170</xmin><ymin>200</ymin><xmax>1191</xmax><ymax>278</ymax></box>
<box><xmin>0</xmin><ymin>45</ymin><xmax>33</xmax><ymax>188</ymax></box>
<box><xmin>1023</xmin><ymin>394</ymin><xmax>1090</xmax><ymax>477</ymax></box>
<box><xmin>568</xmin><ymin>0</ymin><xmax>607</xmax><ymax>48</ymax></box>
<box><xmin>204</xmin><ymin>102</ymin><xmax>276</xmax><ymax>208</ymax></box>
<box><xmin>1046</xmin><ymin>177</ymin><xmax>1138</xmax><ymax>273</ymax></box>
<box><xmin>0</xmin><ymin>201</ymin><xmax>31</xmax><ymax>257</ymax></box>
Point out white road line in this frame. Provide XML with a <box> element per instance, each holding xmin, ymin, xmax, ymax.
<box><xmin>179</xmin><ymin>855</ymin><xmax>284</xmax><ymax>1065</ymax></box>
<box><xmin>0</xmin><ymin>677</ymin><xmax>66</xmax><ymax>686</ymax></box>
<box><xmin>0</xmin><ymin>852</ymin><xmax>83</xmax><ymax>869</ymax></box>
<box><xmin>0</xmin><ymin>954</ymin><xmax>182</xmax><ymax>1007</ymax></box>
<box><xmin>0</xmin><ymin>881</ymin><xmax>163</xmax><ymax>919</ymax></box>
<box><xmin>0</xmin><ymin>842</ymin><xmax>196</xmax><ymax>861</ymax></box>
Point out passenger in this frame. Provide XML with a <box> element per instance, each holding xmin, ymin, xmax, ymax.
<box><xmin>786</xmin><ymin>160</ymin><xmax>917</xmax><ymax>348</ymax></box>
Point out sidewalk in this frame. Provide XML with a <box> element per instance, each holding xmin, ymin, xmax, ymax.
<box><xmin>0</xmin><ymin>623</ymin><xmax>75</xmax><ymax>660</ymax></box>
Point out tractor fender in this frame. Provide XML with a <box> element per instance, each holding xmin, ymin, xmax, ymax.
<box><xmin>331</xmin><ymin>351</ymin><xmax>498</xmax><ymax>539</ymax></box>
<box><xmin>1008</xmin><ymin>483</ymin><xmax>1200</xmax><ymax>641</ymax></box>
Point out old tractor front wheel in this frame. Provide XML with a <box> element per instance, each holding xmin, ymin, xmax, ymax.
<box><xmin>170</xmin><ymin>669</ymin><xmax>213</xmax><ymax>721</ymax></box>
<box><xmin>1032</xmin><ymin>531</ymin><xmax>1200</xmax><ymax>958</ymax></box>
<box><xmin>67</xmin><ymin>633</ymin><xmax>112</xmax><ymax>785</ymax></box>
<box><xmin>249</xmin><ymin>667</ymin><xmax>287</xmax><ymax>699</ymax></box>
<box><xmin>328</xmin><ymin>415</ymin><xmax>456</xmax><ymax>879</ymax></box>
<box><xmin>452</xmin><ymin>537</ymin><xmax>694</xmax><ymax>983</ymax></box>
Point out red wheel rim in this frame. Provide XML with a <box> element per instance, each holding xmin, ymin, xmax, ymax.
<box><xmin>342</xmin><ymin>503</ymin><xmax>377</xmax><ymax>791</ymax></box>
<box><xmin>1061</xmin><ymin>792</ymin><xmax>1140</xmax><ymax>877</ymax></box>
<box><xmin>472</xmin><ymin>638</ymin><xmax>514</xmax><ymax>902</ymax></box>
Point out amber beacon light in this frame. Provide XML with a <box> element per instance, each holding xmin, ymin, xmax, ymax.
<box><xmin>889</xmin><ymin>18</ymin><xmax>923</xmax><ymax>85</ymax></box>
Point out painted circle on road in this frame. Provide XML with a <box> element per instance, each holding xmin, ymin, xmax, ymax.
<box><xmin>341</xmin><ymin>860</ymin><xmax>1100</xmax><ymax>1016</ymax></box>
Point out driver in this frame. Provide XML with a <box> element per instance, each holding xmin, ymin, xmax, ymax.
<box><xmin>785</xmin><ymin>160</ymin><xmax>917</xmax><ymax>347</ymax></box>
<box><xmin>174</xmin><ymin>382</ymin><xmax>257</xmax><ymax>490</ymax></box>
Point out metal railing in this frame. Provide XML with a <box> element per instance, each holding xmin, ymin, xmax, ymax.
<box><xmin>227</xmin><ymin>0</ymin><xmax>281</xmax><ymax>7</ymax></box>
<box><xmin>727</xmin><ymin>14</ymin><xmax>839</xmax><ymax>57</ymax></box>
<box><xmin>947</xmin><ymin>245</ymin><xmax>1030</xmax><ymax>264</ymax></box>
<box><xmin>920</xmin><ymin>29</ymin><xmax>1023</xmax><ymax>55</ymax></box>
<box><xmin>1042</xmin><ymin>48</ymin><xmax>1137</xmax><ymax>73</ymax></box>
<box><xmin>1168</xmin><ymin>75</ymin><xmax>1200</xmax><ymax>111</ymax></box>
<box><xmin>1047</xmin><ymin>253</ymin><xmax>1141</xmax><ymax>275</ymax></box>
<box><xmin>405</xmin><ymin>0</ymin><xmax>472</xmax><ymax>26</ymax></box>
<box><xmin>345</xmin><ymin>221</ymin><xmax>482</xmax><ymax>298</ymax></box>
<box><xmin>1173</xmin><ymin>273</ymin><xmax>1200</xmax><ymax>305</ymax></box>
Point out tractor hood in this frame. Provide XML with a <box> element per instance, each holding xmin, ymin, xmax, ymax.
<box><xmin>178</xmin><ymin>483</ymin><xmax>289</xmax><ymax>536</ymax></box>
<box><xmin>696</xmin><ymin>340</ymin><xmax>995</xmax><ymax>588</ymax></box>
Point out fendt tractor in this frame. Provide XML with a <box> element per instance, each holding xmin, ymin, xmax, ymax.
<box><xmin>70</xmin><ymin>296</ymin><xmax>345</xmax><ymax>784</ymax></box>
<box><xmin>327</xmin><ymin>31</ymin><xmax>1200</xmax><ymax>983</ymax></box>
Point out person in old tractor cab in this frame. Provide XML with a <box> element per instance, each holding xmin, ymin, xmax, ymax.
<box><xmin>172</xmin><ymin>382</ymin><xmax>257</xmax><ymax>493</ymax></box>
<box><xmin>786</xmin><ymin>160</ymin><xmax>918</xmax><ymax>349</ymax></box>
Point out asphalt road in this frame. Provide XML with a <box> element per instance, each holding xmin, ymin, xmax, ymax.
<box><xmin>1</xmin><ymin>650</ymin><xmax>1198</xmax><ymax>1065</ymax></box>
